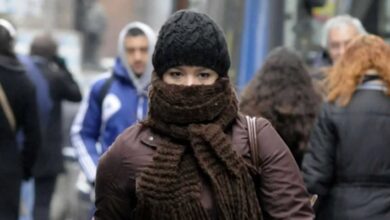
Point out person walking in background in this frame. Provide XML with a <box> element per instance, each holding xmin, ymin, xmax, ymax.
<box><xmin>94</xmin><ymin>10</ymin><xmax>313</xmax><ymax>220</ymax></box>
<box><xmin>313</xmin><ymin>15</ymin><xmax>367</xmax><ymax>71</ymax></box>
<box><xmin>321</xmin><ymin>15</ymin><xmax>366</xmax><ymax>65</ymax></box>
<box><xmin>311</xmin><ymin>15</ymin><xmax>367</xmax><ymax>96</ymax></box>
<box><xmin>302</xmin><ymin>35</ymin><xmax>390</xmax><ymax>219</ymax></box>
<box><xmin>0</xmin><ymin>19</ymin><xmax>41</xmax><ymax>220</ymax></box>
<box><xmin>71</xmin><ymin>22</ymin><xmax>156</xmax><ymax>186</ymax></box>
<box><xmin>240</xmin><ymin>47</ymin><xmax>322</xmax><ymax>167</ymax></box>
<box><xmin>19</xmin><ymin>33</ymin><xmax>82</xmax><ymax>220</ymax></box>
<box><xmin>82</xmin><ymin>0</ymin><xmax>107</xmax><ymax>70</ymax></box>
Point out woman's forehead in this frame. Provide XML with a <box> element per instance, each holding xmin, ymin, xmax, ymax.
<box><xmin>169</xmin><ymin>66</ymin><xmax>211</xmax><ymax>71</ymax></box>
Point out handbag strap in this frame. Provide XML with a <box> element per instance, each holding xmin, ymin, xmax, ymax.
<box><xmin>0</xmin><ymin>82</ymin><xmax>16</xmax><ymax>132</ymax></box>
<box><xmin>245</xmin><ymin>116</ymin><xmax>318</xmax><ymax>207</ymax></box>
<box><xmin>245</xmin><ymin>115</ymin><xmax>261</xmax><ymax>169</ymax></box>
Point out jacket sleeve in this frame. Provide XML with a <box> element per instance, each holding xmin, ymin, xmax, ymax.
<box><xmin>20</xmin><ymin>77</ymin><xmax>41</xmax><ymax>179</ymax></box>
<box><xmin>53</xmin><ymin>58</ymin><xmax>82</xmax><ymax>102</ymax></box>
<box><xmin>94</xmin><ymin>137</ymin><xmax>134</xmax><ymax>220</ymax></box>
<box><xmin>302</xmin><ymin>104</ymin><xmax>336</xmax><ymax>197</ymax></box>
<box><xmin>256</xmin><ymin>118</ymin><xmax>314</xmax><ymax>220</ymax></box>
<box><xmin>71</xmin><ymin>82</ymin><xmax>103</xmax><ymax>183</ymax></box>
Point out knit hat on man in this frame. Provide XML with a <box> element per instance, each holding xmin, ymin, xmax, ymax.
<box><xmin>152</xmin><ymin>10</ymin><xmax>231</xmax><ymax>77</ymax></box>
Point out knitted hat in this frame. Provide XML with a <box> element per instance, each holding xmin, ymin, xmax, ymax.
<box><xmin>153</xmin><ymin>10</ymin><xmax>231</xmax><ymax>77</ymax></box>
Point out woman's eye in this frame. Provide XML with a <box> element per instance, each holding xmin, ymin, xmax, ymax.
<box><xmin>169</xmin><ymin>71</ymin><xmax>182</xmax><ymax>78</ymax></box>
<box><xmin>199</xmin><ymin>72</ymin><xmax>210</xmax><ymax>78</ymax></box>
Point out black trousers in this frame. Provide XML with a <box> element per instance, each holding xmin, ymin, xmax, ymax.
<box><xmin>0</xmin><ymin>173</ymin><xmax>21</xmax><ymax>220</ymax></box>
<box><xmin>34</xmin><ymin>176</ymin><xmax>57</xmax><ymax>220</ymax></box>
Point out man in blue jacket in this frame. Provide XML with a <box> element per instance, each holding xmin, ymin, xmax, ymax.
<box><xmin>71</xmin><ymin>22</ymin><xmax>156</xmax><ymax>184</ymax></box>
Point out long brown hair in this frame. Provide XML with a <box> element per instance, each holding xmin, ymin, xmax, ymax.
<box><xmin>240</xmin><ymin>47</ymin><xmax>321</xmax><ymax>166</ymax></box>
<box><xmin>326</xmin><ymin>35</ymin><xmax>390</xmax><ymax>106</ymax></box>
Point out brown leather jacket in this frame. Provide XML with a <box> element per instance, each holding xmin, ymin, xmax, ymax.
<box><xmin>94</xmin><ymin>114</ymin><xmax>314</xmax><ymax>219</ymax></box>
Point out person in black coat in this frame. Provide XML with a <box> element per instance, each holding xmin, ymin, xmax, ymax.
<box><xmin>302</xmin><ymin>35</ymin><xmax>390</xmax><ymax>219</ymax></box>
<box><xmin>0</xmin><ymin>19</ymin><xmax>41</xmax><ymax>220</ymax></box>
<box><xmin>23</xmin><ymin>33</ymin><xmax>82</xmax><ymax>220</ymax></box>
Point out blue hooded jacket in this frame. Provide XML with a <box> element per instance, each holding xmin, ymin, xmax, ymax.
<box><xmin>71</xmin><ymin>22</ymin><xmax>156</xmax><ymax>182</ymax></box>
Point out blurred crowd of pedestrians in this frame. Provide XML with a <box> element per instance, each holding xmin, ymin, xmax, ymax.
<box><xmin>0</xmin><ymin>6</ymin><xmax>390</xmax><ymax>220</ymax></box>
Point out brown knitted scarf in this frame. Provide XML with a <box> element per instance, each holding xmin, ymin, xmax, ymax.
<box><xmin>136</xmin><ymin>77</ymin><xmax>262</xmax><ymax>220</ymax></box>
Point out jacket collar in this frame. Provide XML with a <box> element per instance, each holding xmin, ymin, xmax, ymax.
<box><xmin>358</xmin><ymin>79</ymin><xmax>387</xmax><ymax>92</ymax></box>
<box><xmin>139</xmin><ymin>126</ymin><xmax>162</xmax><ymax>149</ymax></box>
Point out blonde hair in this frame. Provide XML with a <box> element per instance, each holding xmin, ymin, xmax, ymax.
<box><xmin>326</xmin><ymin>35</ymin><xmax>390</xmax><ymax>106</ymax></box>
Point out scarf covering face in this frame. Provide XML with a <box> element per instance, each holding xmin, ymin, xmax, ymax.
<box><xmin>136</xmin><ymin>77</ymin><xmax>262</xmax><ymax>220</ymax></box>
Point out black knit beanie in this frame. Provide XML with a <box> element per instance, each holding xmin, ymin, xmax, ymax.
<box><xmin>153</xmin><ymin>10</ymin><xmax>231</xmax><ymax>77</ymax></box>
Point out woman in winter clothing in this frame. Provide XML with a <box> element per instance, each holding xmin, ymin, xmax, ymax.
<box><xmin>302</xmin><ymin>35</ymin><xmax>390</xmax><ymax>219</ymax></box>
<box><xmin>240</xmin><ymin>47</ymin><xmax>322</xmax><ymax>167</ymax></box>
<box><xmin>94</xmin><ymin>10</ymin><xmax>314</xmax><ymax>220</ymax></box>
<box><xmin>0</xmin><ymin>20</ymin><xmax>41</xmax><ymax>220</ymax></box>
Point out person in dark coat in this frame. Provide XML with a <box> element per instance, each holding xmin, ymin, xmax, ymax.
<box><xmin>23</xmin><ymin>34</ymin><xmax>82</xmax><ymax>220</ymax></box>
<box><xmin>302</xmin><ymin>35</ymin><xmax>390</xmax><ymax>219</ymax></box>
<box><xmin>82</xmin><ymin>0</ymin><xmax>107</xmax><ymax>69</ymax></box>
<box><xmin>94</xmin><ymin>10</ymin><xmax>314</xmax><ymax>220</ymax></box>
<box><xmin>240</xmin><ymin>47</ymin><xmax>322</xmax><ymax>167</ymax></box>
<box><xmin>0</xmin><ymin>19</ymin><xmax>41</xmax><ymax>220</ymax></box>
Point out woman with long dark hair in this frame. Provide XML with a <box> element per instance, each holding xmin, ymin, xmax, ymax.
<box><xmin>240</xmin><ymin>47</ymin><xmax>322</xmax><ymax>166</ymax></box>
